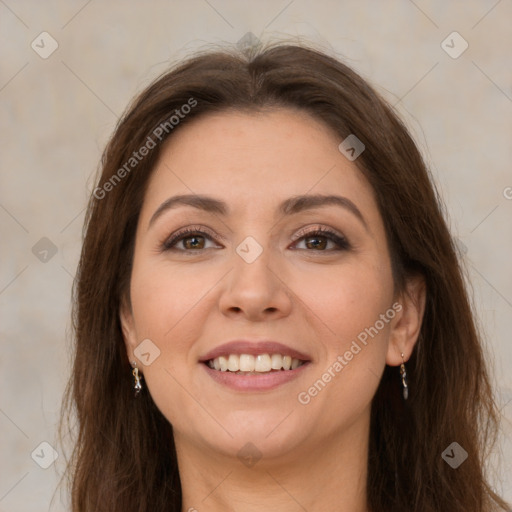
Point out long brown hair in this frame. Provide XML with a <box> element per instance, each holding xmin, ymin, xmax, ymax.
<box><xmin>59</xmin><ymin>42</ymin><xmax>510</xmax><ymax>511</ymax></box>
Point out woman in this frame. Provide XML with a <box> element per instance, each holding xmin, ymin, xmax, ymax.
<box><xmin>59</xmin><ymin>42</ymin><xmax>510</xmax><ymax>511</ymax></box>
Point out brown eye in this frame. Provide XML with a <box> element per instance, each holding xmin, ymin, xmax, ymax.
<box><xmin>292</xmin><ymin>228</ymin><xmax>350</xmax><ymax>251</ymax></box>
<box><xmin>162</xmin><ymin>228</ymin><xmax>219</xmax><ymax>252</ymax></box>
<box><xmin>181</xmin><ymin>234</ymin><xmax>206</xmax><ymax>250</ymax></box>
<box><xmin>303</xmin><ymin>235</ymin><xmax>329</xmax><ymax>250</ymax></box>
<box><xmin>161</xmin><ymin>226</ymin><xmax>350</xmax><ymax>253</ymax></box>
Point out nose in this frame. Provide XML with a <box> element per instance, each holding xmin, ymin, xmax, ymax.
<box><xmin>218</xmin><ymin>245</ymin><xmax>293</xmax><ymax>322</ymax></box>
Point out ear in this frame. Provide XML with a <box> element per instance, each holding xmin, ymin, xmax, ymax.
<box><xmin>386</xmin><ymin>273</ymin><xmax>426</xmax><ymax>366</ymax></box>
<box><xmin>119</xmin><ymin>296</ymin><xmax>138</xmax><ymax>363</ymax></box>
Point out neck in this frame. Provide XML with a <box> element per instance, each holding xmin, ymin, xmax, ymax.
<box><xmin>175</xmin><ymin>414</ymin><xmax>370</xmax><ymax>512</ymax></box>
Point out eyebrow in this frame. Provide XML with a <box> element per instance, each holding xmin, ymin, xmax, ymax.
<box><xmin>148</xmin><ymin>193</ymin><xmax>369</xmax><ymax>231</ymax></box>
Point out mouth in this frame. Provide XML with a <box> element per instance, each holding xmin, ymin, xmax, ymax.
<box><xmin>199</xmin><ymin>340</ymin><xmax>312</xmax><ymax>391</ymax></box>
<box><xmin>204</xmin><ymin>353</ymin><xmax>308</xmax><ymax>374</ymax></box>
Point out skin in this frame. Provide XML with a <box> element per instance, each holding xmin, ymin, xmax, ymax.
<box><xmin>120</xmin><ymin>108</ymin><xmax>426</xmax><ymax>512</ymax></box>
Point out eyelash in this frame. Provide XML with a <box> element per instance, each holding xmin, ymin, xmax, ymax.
<box><xmin>160</xmin><ymin>225</ymin><xmax>351</xmax><ymax>253</ymax></box>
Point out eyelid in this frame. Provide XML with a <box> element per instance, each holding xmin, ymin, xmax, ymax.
<box><xmin>290</xmin><ymin>225</ymin><xmax>350</xmax><ymax>252</ymax></box>
<box><xmin>291</xmin><ymin>224</ymin><xmax>345</xmax><ymax>241</ymax></box>
<box><xmin>161</xmin><ymin>224</ymin><xmax>350</xmax><ymax>252</ymax></box>
<box><xmin>160</xmin><ymin>225</ymin><xmax>221</xmax><ymax>250</ymax></box>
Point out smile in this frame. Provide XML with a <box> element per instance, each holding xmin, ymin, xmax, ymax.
<box><xmin>206</xmin><ymin>353</ymin><xmax>307</xmax><ymax>373</ymax></box>
<box><xmin>199</xmin><ymin>340</ymin><xmax>311</xmax><ymax>391</ymax></box>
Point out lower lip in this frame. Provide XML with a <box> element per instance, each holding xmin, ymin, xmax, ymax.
<box><xmin>201</xmin><ymin>362</ymin><xmax>310</xmax><ymax>391</ymax></box>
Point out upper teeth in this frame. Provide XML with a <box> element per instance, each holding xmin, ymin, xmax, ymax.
<box><xmin>207</xmin><ymin>354</ymin><xmax>304</xmax><ymax>372</ymax></box>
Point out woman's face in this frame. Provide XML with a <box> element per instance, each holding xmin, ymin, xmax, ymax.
<box><xmin>121</xmin><ymin>108</ymin><xmax>407</xmax><ymax>463</ymax></box>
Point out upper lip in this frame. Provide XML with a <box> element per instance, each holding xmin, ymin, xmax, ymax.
<box><xmin>199</xmin><ymin>340</ymin><xmax>312</xmax><ymax>363</ymax></box>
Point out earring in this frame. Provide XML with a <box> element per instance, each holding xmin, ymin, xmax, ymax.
<box><xmin>400</xmin><ymin>353</ymin><xmax>409</xmax><ymax>400</ymax></box>
<box><xmin>131</xmin><ymin>361</ymin><xmax>142</xmax><ymax>396</ymax></box>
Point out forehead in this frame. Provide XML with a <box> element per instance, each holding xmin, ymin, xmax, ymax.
<box><xmin>141</xmin><ymin>108</ymin><xmax>377</xmax><ymax>221</ymax></box>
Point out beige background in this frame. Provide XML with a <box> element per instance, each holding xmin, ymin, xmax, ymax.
<box><xmin>1</xmin><ymin>1</ymin><xmax>511</xmax><ymax>510</ymax></box>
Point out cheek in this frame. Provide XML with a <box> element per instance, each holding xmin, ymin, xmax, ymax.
<box><xmin>128</xmin><ymin>263</ymin><xmax>213</xmax><ymax>425</ymax></box>
<box><xmin>285</xmin><ymin>262</ymin><xmax>394</xmax><ymax>435</ymax></box>
<box><xmin>298</xmin><ymin>261</ymin><xmax>392</xmax><ymax>403</ymax></box>
<box><xmin>128</xmin><ymin>261</ymin><xmax>207</xmax><ymax>403</ymax></box>
<box><xmin>292</xmin><ymin>254</ymin><xmax>394</xmax><ymax>345</ymax></box>
<box><xmin>130</xmin><ymin>260</ymin><xmax>213</xmax><ymax>339</ymax></box>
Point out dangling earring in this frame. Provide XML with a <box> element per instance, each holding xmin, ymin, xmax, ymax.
<box><xmin>131</xmin><ymin>361</ymin><xmax>142</xmax><ymax>396</ymax></box>
<box><xmin>400</xmin><ymin>353</ymin><xmax>408</xmax><ymax>400</ymax></box>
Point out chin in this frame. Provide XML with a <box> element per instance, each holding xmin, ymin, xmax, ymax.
<box><xmin>180</xmin><ymin>409</ymin><xmax>308</xmax><ymax>461</ymax></box>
